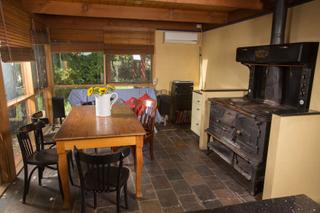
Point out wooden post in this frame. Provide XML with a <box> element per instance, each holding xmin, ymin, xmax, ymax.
<box><xmin>43</xmin><ymin>44</ymin><xmax>54</xmax><ymax>123</ymax></box>
<box><xmin>0</xmin><ymin>64</ymin><xmax>16</xmax><ymax>182</ymax></box>
<box><xmin>22</xmin><ymin>62</ymin><xmax>36</xmax><ymax>116</ymax></box>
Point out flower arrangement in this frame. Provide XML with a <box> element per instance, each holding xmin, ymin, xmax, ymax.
<box><xmin>87</xmin><ymin>85</ymin><xmax>115</xmax><ymax>96</ymax></box>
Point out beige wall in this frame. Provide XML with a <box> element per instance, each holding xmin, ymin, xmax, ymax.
<box><xmin>263</xmin><ymin>114</ymin><xmax>320</xmax><ymax>202</ymax></box>
<box><xmin>154</xmin><ymin>31</ymin><xmax>200</xmax><ymax>91</ymax></box>
<box><xmin>201</xmin><ymin>0</ymin><xmax>320</xmax><ymax>111</ymax></box>
<box><xmin>201</xmin><ymin>14</ymin><xmax>272</xmax><ymax>90</ymax></box>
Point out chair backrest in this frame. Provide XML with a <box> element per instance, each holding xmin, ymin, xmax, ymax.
<box><xmin>74</xmin><ymin>147</ymin><xmax>130</xmax><ymax>193</ymax></box>
<box><xmin>138</xmin><ymin>99</ymin><xmax>157</xmax><ymax>133</ymax></box>
<box><xmin>17</xmin><ymin>124</ymin><xmax>37</xmax><ymax>163</ymax></box>
<box><xmin>31</xmin><ymin>111</ymin><xmax>50</xmax><ymax>125</ymax></box>
<box><xmin>33</xmin><ymin>120</ymin><xmax>47</xmax><ymax>150</ymax></box>
<box><xmin>52</xmin><ymin>97</ymin><xmax>66</xmax><ymax>122</ymax></box>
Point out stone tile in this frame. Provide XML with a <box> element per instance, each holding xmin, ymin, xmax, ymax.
<box><xmin>168</xmin><ymin>154</ymin><xmax>183</xmax><ymax>162</ymax></box>
<box><xmin>176</xmin><ymin>162</ymin><xmax>194</xmax><ymax>174</ymax></box>
<box><xmin>140</xmin><ymin>200</ymin><xmax>162</xmax><ymax>213</ymax></box>
<box><xmin>164</xmin><ymin>169</ymin><xmax>183</xmax><ymax>181</ymax></box>
<box><xmin>203</xmin><ymin>176</ymin><xmax>226</xmax><ymax>190</ymax></box>
<box><xmin>179</xmin><ymin>194</ymin><xmax>204</xmax><ymax>211</ymax></box>
<box><xmin>162</xmin><ymin>206</ymin><xmax>184</xmax><ymax>213</ymax></box>
<box><xmin>192</xmin><ymin>184</ymin><xmax>215</xmax><ymax>202</ymax></box>
<box><xmin>179</xmin><ymin>194</ymin><xmax>198</xmax><ymax>205</ymax></box>
<box><xmin>202</xmin><ymin>199</ymin><xmax>223</xmax><ymax>209</ymax></box>
<box><xmin>182</xmin><ymin>171</ymin><xmax>204</xmax><ymax>186</ymax></box>
<box><xmin>158</xmin><ymin>159</ymin><xmax>177</xmax><ymax>170</ymax></box>
<box><xmin>141</xmin><ymin>184</ymin><xmax>157</xmax><ymax>201</ymax></box>
<box><xmin>150</xmin><ymin>176</ymin><xmax>171</xmax><ymax>190</ymax></box>
<box><xmin>156</xmin><ymin>189</ymin><xmax>179</xmax><ymax>208</ymax></box>
<box><xmin>194</xmin><ymin>165</ymin><xmax>214</xmax><ymax>177</ymax></box>
<box><xmin>171</xmin><ymin>180</ymin><xmax>192</xmax><ymax>195</ymax></box>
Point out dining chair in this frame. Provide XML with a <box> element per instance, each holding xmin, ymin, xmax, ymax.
<box><xmin>31</xmin><ymin>111</ymin><xmax>56</xmax><ymax>149</ymax></box>
<box><xmin>32</xmin><ymin>120</ymin><xmax>75</xmax><ymax>186</ymax></box>
<box><xmin>52</xmin><ymin>96</ymin><xmax>66</xmax><ymax>128</ymax></box>
<box><xmin>74</xmin><ymin>146</ymin><xmax>130</xmax><ymax>213</ymax></box>
<box><xmin>17</xmin><ymin>123</ymin><xmax>64</xmax><ymax>203</ymax></box>
<box><xmin>135</xmin><ymin>99</ymin><xmax>157</xmax><ymax>160</ymax></box>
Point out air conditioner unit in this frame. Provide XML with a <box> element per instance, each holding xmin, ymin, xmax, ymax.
<box><xmin>164</xmin><ymin>31</ymin><xmax>198</xmax><ymax>44</ymax></box>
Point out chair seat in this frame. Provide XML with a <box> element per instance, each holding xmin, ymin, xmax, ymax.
<box><xmin>27</xmin><ymin>149</ymin><xmax>58</xmax><ymax>165</ymax></box>
<box><xmin>84</xmin><ymin>167</ymin><xmax>129</xmax><ymax>191</ymax></box>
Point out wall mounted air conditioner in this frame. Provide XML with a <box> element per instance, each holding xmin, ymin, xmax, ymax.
<box><xmin>164</xmin><ymin>31</ymin><xmax>198</xmax><ymax>44</ymax></box>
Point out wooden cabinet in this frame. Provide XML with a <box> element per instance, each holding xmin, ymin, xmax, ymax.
<box><xmin>191</xmin><ymin>91</ymin><xmax>202</xmax><ymax>135</ymax></box>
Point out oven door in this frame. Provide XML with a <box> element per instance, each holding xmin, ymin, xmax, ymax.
<box><xmin>234</xmin><ymin>114</ymin><xmax>261</xmax><ymax>155</ymax></box>
<box><xmin>210</xmin><ymin>103</ymin><xmax>237</xmax><ymax>142</ymax></box>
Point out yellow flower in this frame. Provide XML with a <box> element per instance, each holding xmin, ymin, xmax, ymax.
<box><xmin>87</xmin><ymin>87</ymin><xmax>93</xmax><ymax>96</ymax></box>
<box><xmin>98</xmin><ymin>87</ymin><xmax>107</xmax><ymax>95</ymax></box>
<box><xmin>107</xmin><ymin>84</ymin><xmax>115</xmax><ymax>91</ymax></box>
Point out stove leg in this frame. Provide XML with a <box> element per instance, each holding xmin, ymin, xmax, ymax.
<box><xmin>206</xmin><ymin>134</ymin><xmax>213</xmax><ymax>155</ymax></box>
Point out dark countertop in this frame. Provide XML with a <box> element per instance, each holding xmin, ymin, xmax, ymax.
<box><xmin>189</xmin><ymin>195</ymin><xmax>320</xmax><ymax>213</ymax></box>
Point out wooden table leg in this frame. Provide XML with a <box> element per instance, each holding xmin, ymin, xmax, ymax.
<box><xmin>57</xmin><ymin>143</ymin><xmax>71</xmax><ymax>208</ymax></box>
<box><xmin>135</xmin><ymin>136</ymin><xmax>143</xmax><ymax>198</ymax></box>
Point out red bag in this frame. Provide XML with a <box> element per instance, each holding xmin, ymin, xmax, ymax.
<box><xmin>125</xmin><ymin>97</ymin><xmax>138</xmax><ymax>109</ymax></box>
<box><xmin>138</xmin><ymin>93</ymin><xmax>152</xmax><ymax>102</ymax></box>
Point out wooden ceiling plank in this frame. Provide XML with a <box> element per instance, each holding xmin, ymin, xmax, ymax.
<box><xmin>143</xmin><ymin>0</ymin><xmax>263</xmax><ymax>10</ymax></box>
<box><xmin>43</xmin><ymin>15</ymin><xmax>202</xmax><ymax>32</ymax></box>
<box><xmin>22</xmin><ymin>0</ymin><xmax>228</xmax><ymax>24</ymax></box>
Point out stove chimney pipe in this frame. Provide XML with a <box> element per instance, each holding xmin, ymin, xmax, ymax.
<box><xmin>270</xmin><ymin>0</ymin><xmax>287</xmax><ymax>44</ymax></box>
<box><xmin>265</xmin><ymin>0</ymin><xmax>288</xmax><ymax>104</ymax></box>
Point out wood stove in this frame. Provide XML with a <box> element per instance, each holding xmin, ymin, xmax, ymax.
<box><xmin>207</xmin><ymin>42</ymin><xmax>319</xmax><ymax>195</ymax></box>
<box><xmin>206</xmin><ymin>0</ymin><xmax>319</xmax><ymax>195</ymax></box>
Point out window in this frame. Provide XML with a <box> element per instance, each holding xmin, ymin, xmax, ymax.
<box><xmin>32</xmin><ymin>45</ymin><xmax>48</xmax><ymax>90</ymax></box>
<box><xmin>8</xmin><ymin>102</ymin><xmax>29</xmax><ymax>168</ymax></box>
<box><xmin>1</xmin><ymin>63</ymin><xmax>26</xmax><ymax>101</ymax></box>
<box><xmin>108</xmin><ymin>54</ymin><xmax>152</xmax><ymax>83</ymax></box>
<box><xmin>35</xmin><ymin>92</ymin><xmax>44</xmax><ymax>112</ymax></box>
<box><xmin>52</xmin><ymin>52</ymin><xmax>104</xmax><ymax>85</ymax></box>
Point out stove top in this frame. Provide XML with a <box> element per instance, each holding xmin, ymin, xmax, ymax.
<box><xmin>216</xmin><ymin>97</ymin><xmax>301</xmax><ymax>117</ymax></box>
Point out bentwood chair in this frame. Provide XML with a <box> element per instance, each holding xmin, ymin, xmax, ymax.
<box><xmin>32</xmin><ymin>120</ymin><xmax>75</xmax><ymax>186</ymax></box>
<box><xmin>74</xmin><ymin>146</ymin><xmax>130</xmax><ymax>213</ymax></box>
<box><xmin>134</xmin><ymin>99</ymin><xmax>157</xmax><ymax>160</ymax></box>
<box><xmin>52</xmin><ymin>96</ymin><xmax>66</xmax><ymax>128</ymax></box>
<box><xmin>31</xmin><ymin>111</ymin><xmax>56</xmax><ymax>149</ymax></box>
<box><xmin>17</xmin><ymin>123</ymin><xmax>63</xmax><ymax>203</ymax></box>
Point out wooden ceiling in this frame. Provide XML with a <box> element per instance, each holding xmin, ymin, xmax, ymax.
<box><xmin>20</xmin><ymin>0</ymin><xmax>312</xmax><ymax>32</ymax></box>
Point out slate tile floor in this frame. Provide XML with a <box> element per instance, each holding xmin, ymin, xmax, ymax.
<box><xmin>0</xmin><ymin>125</ymin><xmax>257</xmax><ymax>213</ymax></box>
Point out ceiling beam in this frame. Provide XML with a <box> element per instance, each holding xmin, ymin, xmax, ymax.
<box><xmin>22</xmin><ymin>0</ymin><xmax>228</xmax><ymax>24</ymax></box>
<box><xmin>143</xmin><ymin>0</ymin><xmax>264</xmax><ymax>10</ymax></box>
<box><xmin>42</xmin><ymin>15</ymin><xmax>204</xmax><ymax>32</ymax></box>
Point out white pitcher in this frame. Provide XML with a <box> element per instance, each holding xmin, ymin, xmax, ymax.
<box><xmin>95</xmin><ymin>92</ymin><xmax>118</xmax><ymax>117</ymax></box>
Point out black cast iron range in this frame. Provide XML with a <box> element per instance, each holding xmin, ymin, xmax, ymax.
<box><xmin>206</xmin><ymin>0</ymin><xmax>319</xmax><ymax>195</ymax></box>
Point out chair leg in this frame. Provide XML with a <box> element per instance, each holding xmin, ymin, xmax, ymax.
<box><xmin>93</xmin><ymin>192</ymin><xmax>97</xmax><ymax>209</ymax></box>
<box><xmin>22</xmin><ymin>165</ymin><xmax>29</xmax><ymax>203</ymax></box>
<box><xmin>149</xmin><ymin>138</ymin><xmax>154</xmax><ymax>160</ymax></box>
<box><xmin>124</xmin><ymin>183</ymin><xmax>128</xmax><ymax>209</ymax></box>
<box><xmin>38</xmin><ymin>167</ymin><xmax>44</xmax><ymax>186</ymax></box>
<box><xmin>116</xmin><ymin>188</ymin><xmax>120</xmax><ymax>213</ymax></box>
<box><xmin>81</xmin><ymin>190</ymin><xmax>86</xmax><ymax>213</ymax></box>
<box><xmin>66</xmin><ymin>151</ymin><xmax>75</xmax><ymax>186</ymax></box>
<box><xmin>57</xmin><ymin>169</ymin><xmax>64</xmax><ymax>199</ymax></box>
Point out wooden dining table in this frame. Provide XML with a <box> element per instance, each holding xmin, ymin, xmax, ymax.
<box><xmin>54</xmin><ymin>103</ymin><xmax>146</xmax><ymax>208</ymax></box>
